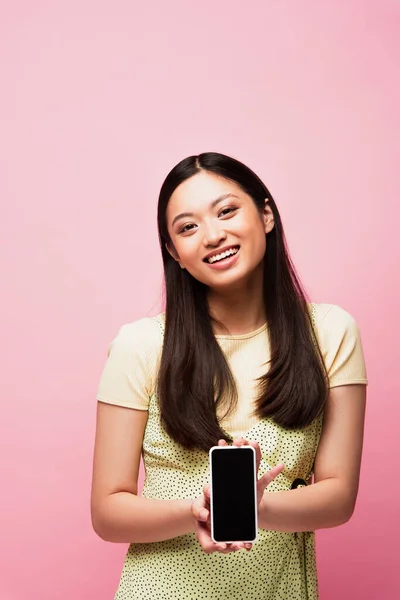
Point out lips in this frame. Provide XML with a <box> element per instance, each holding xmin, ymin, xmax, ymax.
<box><xmin>203</xmin><ymin>245</ymin><xmax>240</xmax><ymax>264</ymax></box>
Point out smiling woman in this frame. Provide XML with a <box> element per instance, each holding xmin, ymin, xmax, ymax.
<box><xmin>165</xmin><ymin>174</ymin><xmax>272</xmax><ymax>288</ymax></box>
<box><xmin>91</xmin><ymin>152</ymin><xmax>367</xmax><ymax>599</ymax></box>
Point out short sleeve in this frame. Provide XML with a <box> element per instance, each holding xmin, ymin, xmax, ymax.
<box><xmin>96</xmin><ymin>316</ymin><xmax>163</xmax><ymax>410</ymax></box>
<box><xmin>314</xmin><ymin>304</ymin><xmax>368</xmax><ymax>389</ymax></box>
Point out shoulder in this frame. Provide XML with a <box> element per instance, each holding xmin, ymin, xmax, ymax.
<box><xmin>309</xmin><ymin>303</ymin><xmax>367</xmax><ymax>386</ymax></box>
<box><xmin>310</xmin><ymin>303</ymin><xmax>359</xmax><ymax>334</ymax></box>
<box><xmin>97</xmin><ymin>313</ymin><xmax>166</xmax><ymax>407</ymax></box>
<box><xmin>105</xmin><ymin>313</ymin><xmax>165</xmax><ymax>372</ymax></box>
<box><xmin>110</xmin><ymin>313</ymin><xmax>165</xmax><ymax>355</ymax></box>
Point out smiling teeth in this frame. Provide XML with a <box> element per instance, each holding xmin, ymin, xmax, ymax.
<box><xmin>208</xmin><ymin>247</ymin><xmax>238</xmax><ymax>263</ymax></box>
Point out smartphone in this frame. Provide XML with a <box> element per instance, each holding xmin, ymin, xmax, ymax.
<box><xmin>209</xmin><ymin>445</ymin><xmax>257</xmax><ymax>543</ymax></box>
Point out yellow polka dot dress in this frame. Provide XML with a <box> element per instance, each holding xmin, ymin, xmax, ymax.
<box><xmin>96</xmin><ymin>304</ymin><xmax>368</xmax><ymax>599</ymax></box>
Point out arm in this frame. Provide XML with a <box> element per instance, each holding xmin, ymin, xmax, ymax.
<box><xmin>90</xmin><ymin>401</ymin><xmax>195</xmax><ymax>543</ymax></box>
<box><xmin>258</xmin><ymin>383</ymin><xmax>366</xmax><ymax>532</ymax></box>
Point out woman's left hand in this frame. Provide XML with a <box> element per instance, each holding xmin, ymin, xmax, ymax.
<box><xmin>191</xmin><ymin>438</ymin><xmax>284</xmax><ymax>554</ymax></box>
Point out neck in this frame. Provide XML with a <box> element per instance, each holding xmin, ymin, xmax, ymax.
<box><xmin>207</xmin><ymin>270</ymin><xmax>266</xmax><ymax>336</ymax></box>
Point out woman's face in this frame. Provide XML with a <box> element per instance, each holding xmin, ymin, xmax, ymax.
<box><xmin>166</xmin><ymin>171</ymin><xmax>274</xmax><ymax>291</ymax></box>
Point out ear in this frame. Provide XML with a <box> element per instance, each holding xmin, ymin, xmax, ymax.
<box><xmin>165</xmin><ymin>242</ymin><xmax>185</xmax><ymax>269</ymax></box>
<box><xmin>263</xmin><ymin>199</ymin><xmax>275</xmax><ymax>234</ymax></box>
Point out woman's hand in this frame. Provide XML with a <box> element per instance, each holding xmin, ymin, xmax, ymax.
<box><xmin>191</xmin><ymin>438</ymin><xmax>284</xmax><ymax>554</ymax></box>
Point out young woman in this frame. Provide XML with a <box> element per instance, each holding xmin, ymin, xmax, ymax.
<box><xmin>91</xmin><ymin>152</ymin><xmax>367</xmax><ymax>599</ymax></box>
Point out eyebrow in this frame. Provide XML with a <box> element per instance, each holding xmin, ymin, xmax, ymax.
<box><xmin>171</xmin><ymin>193</ymin><xmax>239</xmax><ymax>228</ymax></box>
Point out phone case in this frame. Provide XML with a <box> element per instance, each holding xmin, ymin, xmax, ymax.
<box><xmin>209</xmin><ymin>445</ymin><xmax>258</xmax><ymax>544</ymax></box>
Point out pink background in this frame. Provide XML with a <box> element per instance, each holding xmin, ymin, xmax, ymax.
<box><xmin>1</xmin><ymin>1</ymin><xmax>399</xmax><ymax>598</ymax></box>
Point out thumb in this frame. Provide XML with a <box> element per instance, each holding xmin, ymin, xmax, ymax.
<box><xmin>258</xmin><ymin>463</ymin><xmax>285</xmax><ymax>491</ymax></box>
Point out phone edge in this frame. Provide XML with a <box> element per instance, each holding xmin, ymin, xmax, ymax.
<box><xmin>208</xmin><ymin>445</ymin><xmax>258</xmax><ymax>544</ymax></box>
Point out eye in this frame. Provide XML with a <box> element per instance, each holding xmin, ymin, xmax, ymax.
<box><xmin>179</xmin><ymin>223</ymin><xmax>197</xmax><ymax>234</ymax></box>
<box><xmin>218</xmin><ymin>206</ymin><xmax>237</xmax><ymax>217</ymax></box>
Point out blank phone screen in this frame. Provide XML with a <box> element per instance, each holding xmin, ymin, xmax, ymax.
<box><xmin>210</xmin><ymin>447</ymin><xmax>257</xmax><ymax>542</ymax></box>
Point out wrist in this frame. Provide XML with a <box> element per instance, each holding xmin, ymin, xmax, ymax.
<box><xmin>184</xmin><ymin>498</ymin><xmax>197</xmax><ymax>532</ymax></box>
<box><xmin>258</xmin><ymin>492</ymin><xmax>270</xmax><ymax>530</ymax></box>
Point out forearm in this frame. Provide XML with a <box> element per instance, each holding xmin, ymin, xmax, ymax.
<box><xmin>259</xmin><ymin>478</ymin><xmax>356</xmax><ymax>533</ymax></box>
<box><xmin>92</xmin><ymin>492</ymin><xmax>195</xmax><ymax>543</ymax></box>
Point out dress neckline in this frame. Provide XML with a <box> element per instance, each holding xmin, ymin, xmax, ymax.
<box><xmin>215</xmin><ymin>322</ymin><xmax>268</xmax><ymax>340</ymax></box>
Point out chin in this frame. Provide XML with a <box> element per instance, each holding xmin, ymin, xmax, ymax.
<box><xmin>207</xmin><ymin>270</ymin><xmax>253</xmax><ymax>292</ymax></box>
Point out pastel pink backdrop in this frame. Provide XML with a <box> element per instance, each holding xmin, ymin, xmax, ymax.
<box><xmin>1</xmin><ymin>1</ymin><xmax>399</xmax><ymax>598</ymax></box>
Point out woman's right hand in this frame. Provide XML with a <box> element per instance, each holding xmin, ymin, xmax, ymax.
<box><xmin>191</xmin><ymin>437</ymin><xmax>284</xmax><ymax>554</ymax></box>
<box><xmin>191</xmin><ymin>483</ymin><xmax>248</xmax><ymax>554</ymax></box>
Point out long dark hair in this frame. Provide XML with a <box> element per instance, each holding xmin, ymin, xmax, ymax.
<box><xmin>157</xmin><ymin>152</ymin><xmax>328</xmax><ymax>452</ymax></box>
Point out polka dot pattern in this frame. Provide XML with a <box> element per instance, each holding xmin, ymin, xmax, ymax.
<box><xmin>114</xmin><ymin>308</ymin><xmax>322</xmax><ymax>599</ymax></box>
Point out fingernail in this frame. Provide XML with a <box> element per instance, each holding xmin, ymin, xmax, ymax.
<box><xmin>200</xmin><ymin>510</ymin><xmax>208</xmax><ymax>520</ymax></box>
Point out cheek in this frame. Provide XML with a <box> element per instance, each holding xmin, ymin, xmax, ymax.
<box><xmin>242</xmin><ymin>219</ymin><xmax>266</xmax><ymax>243</ymax></box>
<box><xmin>248</xmin><ymin>226</ymin><xmax>267</xmax><ymax>259</ymax></box>
<box><xmin>173</xmin><ymin>238</ymin><xmax>199</xmax><ymax>264</ymax></box>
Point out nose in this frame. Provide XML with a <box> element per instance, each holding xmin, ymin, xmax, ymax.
<box><xmin>202</xmin><ymin>221</ymin><xmax>227</xmax><ymax>247</ymax></box>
